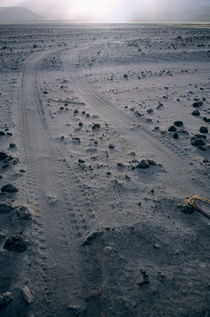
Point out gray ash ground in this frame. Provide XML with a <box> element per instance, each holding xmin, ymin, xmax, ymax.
<box><xmin>0</xmin><ymin>23</ymin><xmax>209</xmax><ymax>317</ymax></box>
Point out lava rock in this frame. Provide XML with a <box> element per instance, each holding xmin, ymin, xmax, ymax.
<box><xmin>168</xmin><ymin>126</ymin><xmax>177</xmax><ymax>132</ymax></box>
<box><xmin>192</xmin><ymin>101</ymin><xmax>203</xmax><ymax>108</ymax></box>
<box><xmin>174</xmin><ymin>121</ymin><xmax>183</xmax><ymax>127</ymax></box>
<box><xmin>200</xmin><ymin>127</ymin><xmax>208</xmax><ymax>134</ymax></box>
<box><xmin>173</xmin><ymin>132</ymin><xmax>179</xmax><ymax>139</ymax></box>
<box><xmin>1</xmin><ymin>184</ymin><xmax>18</xmax><ymax>193</ymax></box>
<box><xmin>203</xmin><ymin>117</ymin><xmax>210</xmax><ymax>123</ymax></box>
<box><xmin>136</xmin><ymin>160</ymin><xmax>150</xmax><ymax>169</ymax></box>
<box><xmin>191</xmin><ymin>135</ymin><xmax>206</xmax><ymax>147</ymax></box>
<box><xmin>3</xmin><ymin>234</ymin><xmax>28</xmax><ymax>252</ymax></box>
<box><xmin>92</xmin><ymin>123</ymin><xmax>101</xmax><ymax>130</ymax></box>
<box><xmin>192</xmin><ymin>110</ymin><xmax>200</xmax><ymax>116</ymax></box>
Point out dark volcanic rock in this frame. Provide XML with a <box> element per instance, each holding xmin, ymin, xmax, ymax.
<box><xmin>192</xmin><ymin>110</ymin><xmax>200</xmax><ymax>116</ymax></box>
<box><xmin>203</xmin><ymin>117</ymin><xmax>210</xmax><ymax>123</ymax></box>
<box><xmin>192</xmin><ymin>101</ymin><xmax>203</xmax><ymax>108</ymax></box>
<box><xmin>3</xmin><ymin>234</ymin><xmax>28</xmax><ymax>252</ymax></box>
<box><xmin>200</xmin><ymin>127</ymin><xmax>208</xmax><ymax>134</ymax></box>
<box><xmin>1</xmin><ymin>184</ymin><xmax>18</xmax><ymax>193</ymax></box>
<box><xmin>92</xmin><ymin>123</ymin><xmax>101</xmax><ymax>130</ymax></box>
<box><xmin>174</xmin><ymin>121</ymin><xmax>183</xmax><ymax>127</ymax></box>
<box><xmin>168</xmin><ymin>126</ymin><xmax>177</xmax><ymax>132</ymax></box>
<box><xmin>173</xmin><ymin>132</ymin><xmax>179</xmax><ymax>139</ymax></box>
<box><xmin>136</xmin><ymin>160</ymin><xmax>150</xmax><ymax>169</ymax></box>
<box><xmin>191</xmin><ymin>135</ymin><xmax>206</xmax><ymax>147</ymax></box>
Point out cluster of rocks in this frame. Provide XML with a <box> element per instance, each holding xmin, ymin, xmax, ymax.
<box><xmin>191</xmin><ymin>134</ymin><xmax>207</xmax><ymax>149</ymax></box>
<box><xmin>168</xmin><ymin>121</ymin><xmax>184</xmax><ymax>139</ymax></box>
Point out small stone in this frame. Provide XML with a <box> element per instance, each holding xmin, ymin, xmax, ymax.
<box><xmin>174</xmin><ymin>121</ymin><xmax>183</xmax><ymax>127</ymax></box>
<box><xmin>72</xmin><ymin>137</ymin><xmax>81</xmax><ymax>144</ymax></box>
<box><xmin>192</xmin><ymin>110</ymin><xmax>200</xmax><ymax>116</ymax></box>
<box><xmin>173</xmin><ymin>132</ymin><xmax>179</xmax><ymax>139</ymax></box>
<box><xmin>9</xmin><ymin>143</ymin><xmax>16</xmax><ymax>149</ymax></box>
<box><xmin>117</xmin><ymin>162</ymin><xmax>124</xmax><ymax>168</ymax></box>
<box><xmin>0</xmin><ymin>292</ymin><xmax>13</xmax><ymax>309</ymax></box>
<box><xmin>4</xmin><ymin>234</ymin><xmax>28</xmax><ymax>252</ymax></box>
<box><xmin>191</xmin><ymin>138</ymin><xmax>206</xmax><ymax>147</ymax></box>
<box><xmin>138</xmin><ymin>270</ymin><xmax>149</xmax><ymax>286</ymax></box>
<box><xmin>78</xmin><ymin>159</ymin><xmax>85</xmax><ymax>164</ymax></box>
<box><xmin>0</xmin><ymin>131</ymin><xmax>5</xmax><ymax>136</ymax></box>
<box><xmin>92</xmin><ymin>123</ymin><xmax>101</xmax><ymax>130</ymax></box>
<box><xmin>168</xmin><ymin>126</ymin><xmax>177</xmax><ymax>132</ymax></box>
<box><xmin>109</xmin><ymin>144</ymin><xmax>115</xmax><ymax>149</ymax></box>
<box><xmin>147</xmin><ymin>159</ymin><xmax>157</xmax><ymax>166</ymax></box>
<box><xmin>67</xmin><ymin>305</ymin><xmax>85</xmax><ymax>316</ymax></box>
<box><xmin>147</xmin><ymin>108</ymin><xmax>153</xmax><ymax>114</ymax></box>
<box><xmin>22</xmin><ymin>286</ymin><xmax>34</xmax><ymax>304</ymax></box>
<box><xmin>1</xmin><ymin>184</ymin><xmax>18</xmax><ymax>193</ymax></box>
<box><xmin>123</xmin><ymin>74</ymin><xmax>128</xmax><ymax>79</ymax></box>
<box><xmin>154</xmin><ymin>243</ymin><xmax>160</xmax><ymax>249</ymax></box>
<box><xmin>74</xmin><ymin>109</ymin><xmax>79</xmax><ymax>114</ymax></box>
<box><xmin>136</xmin><ymin>160</ymin><xmax>150</xmax><ymax>169</ymax></box>
<box><xmin>192</xmin><ymin>101</ymin><xmax>203</xmax><ymax>108</ymax></box>
<box><xmin>200</xmin><ymin>127</ymin><xmax>208</xmax><ymax>134</ymax></box>
<box><xmin>78</xmin><ymin>122</ymin><xmax>83</xmax><ymax>127</ymax></box>
<box><xmin>203</xmin><ymin>117</ymin><xmax>210</xmax><ymax>123</ymax></box>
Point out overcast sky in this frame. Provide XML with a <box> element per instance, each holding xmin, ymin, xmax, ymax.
<box><xmin>0</xmin><ymin>0</ymin><xmax>209</xmax><ymax>21</ymax></box>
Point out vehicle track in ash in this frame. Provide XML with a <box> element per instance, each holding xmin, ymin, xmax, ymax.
<box><xmin>62</xmin><ymin>46</ymin><xmax>209</xmax><ymax>198</ymax></box>
<box><xmin>18</xmin><ymin>49</ymin><xmax>102</xmax><ymax>316</ymax></box>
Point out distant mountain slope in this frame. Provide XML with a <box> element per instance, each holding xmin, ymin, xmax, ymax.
<box><xmin>0</xmin><ymin>7</ymin><xmax>41</xmax><ymax>23</ymax></box>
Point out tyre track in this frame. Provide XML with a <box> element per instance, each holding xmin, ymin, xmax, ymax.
<box><xmin>62</xmin><ymin>47</ymin><xmax>209</xmax><ymax>197</ymax></box>
<box><xmin>18</xmin><ymin>50</ymin><xmax>96</xmax><ymax>315</ymax></box>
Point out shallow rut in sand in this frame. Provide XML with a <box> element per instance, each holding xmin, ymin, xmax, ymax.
<box><xmin>62</xmin><ymin>47</ymin><xmax>210</xmax><ymax>197</ymax></box>
<box><xmin>18</xmin><ymin>50</ymin><xmax>99</xmax><ymax>315</ymax></box>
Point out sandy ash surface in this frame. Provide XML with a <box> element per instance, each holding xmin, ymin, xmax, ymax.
<box><xmin>0</xmin><ymin>23</ymin><xmax>210</xmax><ymax>316</ymax></box>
